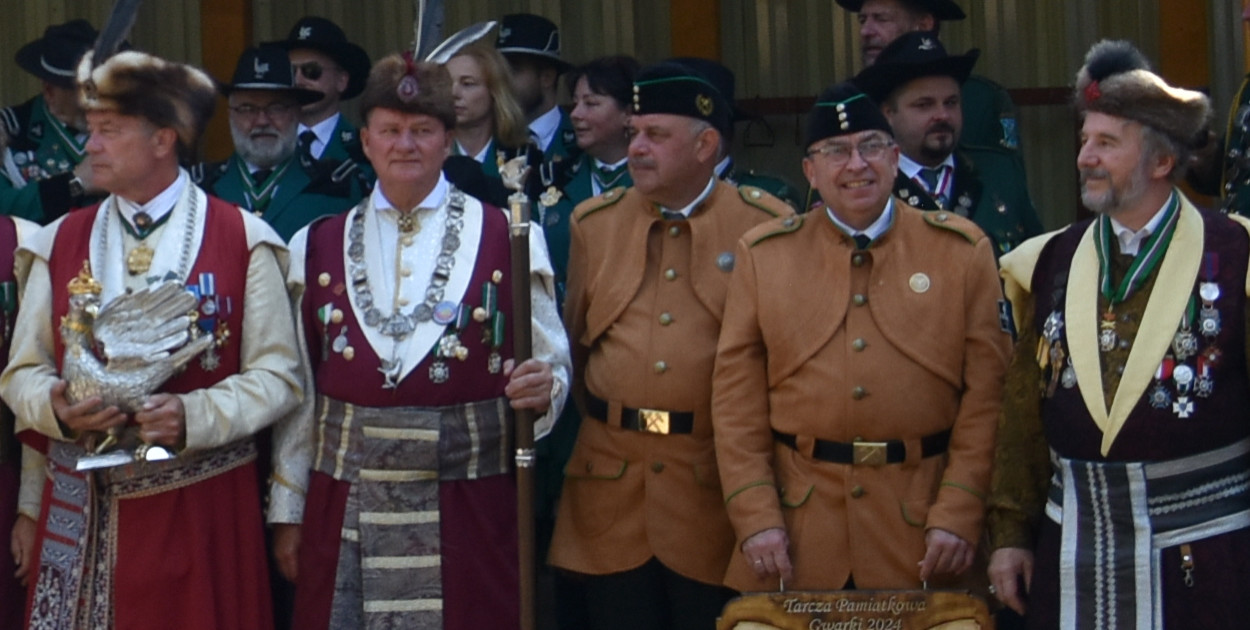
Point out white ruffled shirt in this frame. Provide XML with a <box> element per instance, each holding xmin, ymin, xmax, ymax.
<box><xmin>272</xmin><ymin>176</ymin><xmax>572</xmax><ymax>523</ymax></box>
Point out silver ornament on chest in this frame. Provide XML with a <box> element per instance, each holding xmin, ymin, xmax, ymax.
<box><xmin>1171</xmin><ymin>329</ymin><xmax>1199</xmax><ymax>361</ymax></box>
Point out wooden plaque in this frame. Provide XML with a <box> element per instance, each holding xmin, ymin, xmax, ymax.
<box><xmin>717</xmin><ymin>590</ymin><xmax>992</xmax><ymax>630</ymax></box>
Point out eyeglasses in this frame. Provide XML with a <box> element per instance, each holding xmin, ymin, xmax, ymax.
<box><xmin>294</xmin><ymin>61</ymin><xmax>323</xmax><ymax>81</ymax></box>
<box><xmin>229</xmin><ymin>103</ymin><xmax>297</xmax><ymax>120</ymax></box>
<box><xmin>806</xmin><ymin>137</ymin><xmax>895</xmax><ymax>166</ymax></box>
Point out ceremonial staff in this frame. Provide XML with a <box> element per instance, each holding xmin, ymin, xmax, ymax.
<box><xmin>502</xmin><ymin>158</ymin><xmax>538</xmax><ymax>630</ymax></box>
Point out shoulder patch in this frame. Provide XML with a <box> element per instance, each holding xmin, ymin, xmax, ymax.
<box><xmin>738</xmin><ymin>185</ymin><xmax>790</xmax><ymax>218</ymax></box>
<box><xmin>923</xmin><ymin>211</ymin><xmax>978</xmax><ymax>245</ymax></box>
<box><xmin>573</xmin><ymin>186</ymin><xmax>626</xmax><ymax>222</ymax></box>
<box><xmin>749</xmin><ymin>214</ymin><xmax>804</xmax><ymax>247</ymax></box>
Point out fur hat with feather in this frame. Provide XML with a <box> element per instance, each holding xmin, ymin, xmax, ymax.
<box><xmin>1074</xmin><ymin>40</ymin><xmax>1210</xmax><ymax>149</ymax></box>
<box><xmin>77</xmin><ymin>50</ymin><xmax>218</xmax><ymax>160</ymax></box>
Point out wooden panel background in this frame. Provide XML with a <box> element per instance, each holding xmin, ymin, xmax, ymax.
<box><xmin>0</xmin><ymin>0</ymin><xmax>1245</xmax><ymax>225</ymax></box>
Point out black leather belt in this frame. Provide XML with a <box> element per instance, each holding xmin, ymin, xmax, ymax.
<box><xmin>773</xmin><ymin>429</ymin><xmax>951</xmax><ymax>466</ymax></box>
<box><xmin>586</xmin><ymin>394</ymin><xmax>694</xmax><ymax>435</ymax></box>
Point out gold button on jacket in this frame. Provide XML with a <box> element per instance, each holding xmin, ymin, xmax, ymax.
<box><xmin>714</xmin><ymin>203</ymin><xmax>1011</xmax><ymax>591</ymax></box>
<box><xmin>551</xmin><ymin>182</ymin><xmax>793</xmax><ymax>584</ymax></box>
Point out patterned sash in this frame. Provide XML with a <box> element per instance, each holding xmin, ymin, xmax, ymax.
<box><xmin>1045</xmin><ymin>439</ymin><xmax>1250</xmax><ymax>630</ymax></box>
<box><xmin>312</xmin><ymin>395</ymin><xmax>512</xmax><ymax>630</ymax></box>
<box><xmin>28</xmin><ymin>439</ymin><xmax>256</xmax><ymax>630</ymax></box>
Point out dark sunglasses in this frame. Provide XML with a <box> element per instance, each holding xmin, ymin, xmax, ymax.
<box><xmin>294</xmin><ymin>62</ymin><xmax>323</xmax><ymax>81</ymax></box>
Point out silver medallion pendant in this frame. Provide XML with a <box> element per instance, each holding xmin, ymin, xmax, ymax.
<box><xmin>488</xmin><ymin>351</ymin><xmax>502</xmax><ymax>374</ymax></box>
<box><xmin>1148</xmin><ymin>383</ymin><xmax>1172</xmax><ymax>409</ymax></box>
<box><xmin>332</xmin><ymin>327</ymin><xmax>349</xmax><ymax>354</ymax></box>
<box><xmin>1199</xmin><ymin>306</ymin><xmax>1221</xmax><ymax>337</ymax></box>
<box><xmin>430</xmin><ymin>361</ymin><xmax>450</xmax><ymax>384</ymax></box>
<box><xmin>1099</xmin><ymin>324</ymin><xmax>1118</xmax><ymax>353</ymax></box>
<box><xmin>1171</xmin><ymin>329</ymin><xmax>1199</xmax><ymax>361</ymax></box>
<box><xmin>1173</xmin><ymin>364</ymin><xmax>1195</xmax><ymax>394</ymax></box>
<box><xmin>1199</xmin><ymin>282</ymin><xmax>1221</xmax><ymax>302</ymax></box>
<box><xmin>1172</xmin><ymin>395</ymin><xmax>1195</xmax><ymax>419</ymax></box>
<box><xmin>1060</xmin><ymin>365</ymin><xmax>1077</xmax><ymax>389</ymax></box>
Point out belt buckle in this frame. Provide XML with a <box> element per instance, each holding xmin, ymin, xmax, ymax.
<box><xmin>638</xmin><ymin>409</ymin><xmax>671</xmax><ymax>435</ymax></box>
<box><xmin>853</xmin><ymin>441</ymin><xmax>889</xmax><ymax>466</ymax></box>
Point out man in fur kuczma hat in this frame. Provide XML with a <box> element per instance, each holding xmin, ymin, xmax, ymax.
<box><xmin>986</xmin><ymin>39</ymin><xmax>1250</xmax><ymax>629</ymax></box>
<box><xmin>0</xmin><ymin>48</ymin><xmax>303</xmax><ymax>629</ymax></box>
<box><xmin>269</xmin><ymin>53</ymin><xmax>570</xmax><ymax>630</ymax></box>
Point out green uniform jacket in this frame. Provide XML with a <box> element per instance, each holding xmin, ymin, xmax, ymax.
<box><xmin>893</xmin><ymin>148</ymin><xmax>1043</xmax><ymax>257</ymax></box>
<box><xmin>722</xmin><ymin>159</ymin><xmax>803</xmax><ymax>212</ymax></box>
<box><xmin>1219</xmin><ymin>74</ymin><xmax>1250</xmax><ymax>216</ymax></box>
<box><xmin>193</xmin><ymin>154</ymin><xmax>363</xmax><ymax>241</ymax></box>
<box><xmin>0</xmin><ymin>95</ymin><xmax>89</xmax><ymax>223</ymax></box>
<box><xmin>960</xmin><ymin>75</ymin><xmax>1021</xmax><ymax>154</ymax></box>
<box><xmin>304</xmin><ymin>115</ymin><xmax>375</xmax><ymax>185</ymax></box>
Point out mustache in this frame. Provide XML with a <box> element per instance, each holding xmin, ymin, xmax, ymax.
<box><xmin>927</xmin><ymin>122</ymin><xmax>956</xmax><ymax>135</ymax></box>
<box><xmin>249</xmin><ymin>126</ymin><xmax>280</xmax><ymax>139</ymax></box>
<box><xmin>1080</xmin><ymin>167</ymin><xmax>1110</xmax><ymax>184</ymax></box>
<box><xmin>628</xmin><ymin>157</ymin><xmax>655</xmax><ymax>170</ymax></box>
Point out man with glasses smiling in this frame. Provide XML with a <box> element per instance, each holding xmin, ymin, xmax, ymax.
<box><xmin>713</xmin><ymin>80</ymin><xmax>1010</xmax><ymax>593</ymax></box>
<box><xmin>194</xmin><ymin>46</ymin><xmax>366</xmax><ymax>240</ymax></box>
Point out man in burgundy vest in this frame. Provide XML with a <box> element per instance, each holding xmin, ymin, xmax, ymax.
<box><xmin>0</xmin><ymin>49</ymin><xmax>302</xmax><ymax>629</ymax></box>
<box><xmin>987</xmin><ymin>40</ymin><xmax>1250</xmax><ymax>629</ymax></box>
<box><xmin>268</xmin><ymin>56</ymin><xmax>570</xmax><ymax>630</ymax></box>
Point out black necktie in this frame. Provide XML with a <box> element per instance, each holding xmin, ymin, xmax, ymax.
<box><xmin>661</xmin><ymin>210</ymin><xmax>686</xmax><ymax>221</ymax></box>
<box><xmin>298</xmin><ymin>130</ymin><xmax>317</xmax><ymax>164</ymax></box>
<box><xmin>252</xmin><ymin>168</ymin><xmax>272</xmax><ymax>185</ymax></box>
<box><xmin>853</xmin><ymin>234</ymin><xmax>871</xmax><ymax>250</ymax></box>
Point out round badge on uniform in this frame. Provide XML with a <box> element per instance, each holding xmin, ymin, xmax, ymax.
<box><xmin>717</xmin><ymin>252</ymin><xmax>735</xmax><ymax>272</ymax></box>
<box><xmin>432</xmin><ymin>301</ymin><xmax>458</xmax><ymax>325</ymax></box>
<box><xmin>1199</xmin><ymin>282</ymin><xmax>1220</xmax><ymax>302</ymax></box>
<box><xmin>909</xmin><ymin>272</ymin><xmax>931</xmax><ymax>293</ymax></box>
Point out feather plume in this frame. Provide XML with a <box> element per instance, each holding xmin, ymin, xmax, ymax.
<box><xmin>413</xmin><ymin>0</ymin><xmax>425</xmax><ymax>57</ymax></box>
<box><xmin>92</xmin><ymin>0</ymin><xmax>143</xmax><ymax>69</ymax></box>
<box><xmin>425</xmin><ymin>21</ymin><xmax>497</xmax><ymax>63</ymax></box>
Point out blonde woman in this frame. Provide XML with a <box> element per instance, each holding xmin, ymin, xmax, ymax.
<box><xmin>445</xmin><ymin>44</ymin><xmax>535</xmax><ymax>183</ymax></box>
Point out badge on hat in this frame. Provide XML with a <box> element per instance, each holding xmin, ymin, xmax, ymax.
<box><xmin>697</xmin><ymin>94</ymin><xmax>714</xmax><ymax>117</ymax></box>
<box><xmin>253</xmin><ymin>56</ymin><xmax>269</xmax><ymax>79</ymax></box>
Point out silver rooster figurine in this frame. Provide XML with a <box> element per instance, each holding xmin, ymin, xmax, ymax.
<box><xmin>61</xmin><ymin>261</ymin><xmax>212</xmax><ymax>460</ymax></box>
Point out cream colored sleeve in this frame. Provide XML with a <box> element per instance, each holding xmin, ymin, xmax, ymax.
<box><xmin>0</xmin><ymin>255</ymin><xmax>66</xmax><ymax>440</ymax></box>
<box><xmin>17</xmin><ymin>444</ymin><xmax>45</xmax><ymax>520</ymax></box>
<box><xmin>179</xmin><ymin>242</ymin><xmax>304</xmax><ymax>451</ymax></box>
<box><xmin>267</xmin><ymin>228</ymin><xmax>315</xmax><ymax>524</ymax></box>
<box><xmin>527</xmin><ymin>225</ymin><xmax>571</xmax><ymax>440</ymax></box>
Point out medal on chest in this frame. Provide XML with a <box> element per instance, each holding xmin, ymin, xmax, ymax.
<box><xmin>1099</xmin><ymin>310</ymin><xmax>1119</xmax><ymax>352</ymax></box>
